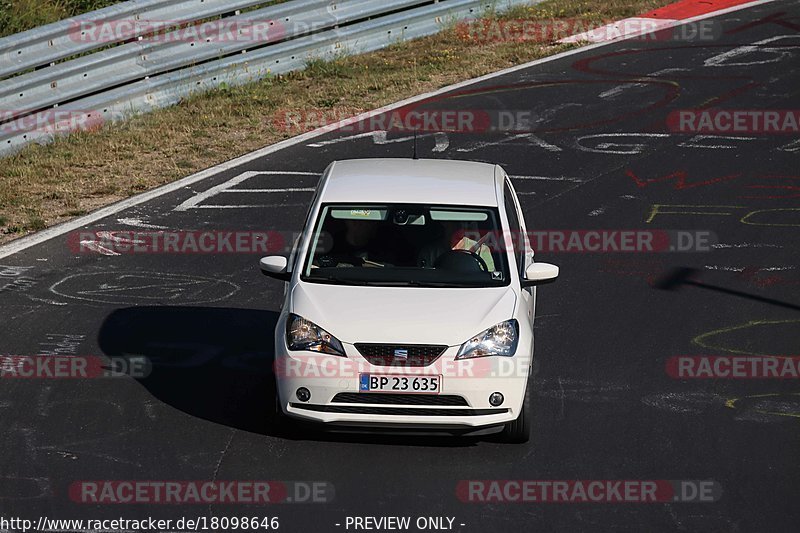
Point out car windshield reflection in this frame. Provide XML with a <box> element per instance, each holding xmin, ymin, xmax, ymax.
<box><xmin>301</xmin><ymin>204</ymin><xmax>510</xmax><ymax>288</ymax></box>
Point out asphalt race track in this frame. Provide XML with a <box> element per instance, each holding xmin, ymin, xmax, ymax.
<box><xmin>1</xmin><ymin>1</ymin><xmax>799</xmax><ymax>531</ymax></box>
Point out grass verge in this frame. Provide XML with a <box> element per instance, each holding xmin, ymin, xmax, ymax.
<box><xmin>0</xmin><ymin>0</ymin><xmax>122</xmax><ymax>37</ymax></box>
<box><xmin>0</xmin><ymin>0</ymin><xmax>674</xmax><ymax>244</ymax></box>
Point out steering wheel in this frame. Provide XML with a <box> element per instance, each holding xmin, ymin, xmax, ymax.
<box><xmin>434</xmin><ymin>249</ymin><xmax>489</xmax><ymax>272</ymax></box>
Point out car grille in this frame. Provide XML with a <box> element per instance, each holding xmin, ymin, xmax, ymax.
<box><xmin>354</xmin><ymin>343</ymin><xmax>447</xmax><ymax>367</ymax></box>
<box><xmin>290</xmin><ymin>404</ymin><xmax>507</xmax><ymax>416</ymax></box>
<box><xmin>331</xmin><ymin>393</ymin><xmax>468</xmax><ymax>406</ymax></box>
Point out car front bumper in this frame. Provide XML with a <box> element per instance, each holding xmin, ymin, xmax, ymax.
<box><xmin>275</xmin><ymin>341</ymin><xmax>532</xmax><ymax>430</ymax></box>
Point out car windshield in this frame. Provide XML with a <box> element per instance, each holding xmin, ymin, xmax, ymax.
<box><xmin>301</xmin><ymin>204</ymin><xmax>510</xmax><ymax>287</ymax></box>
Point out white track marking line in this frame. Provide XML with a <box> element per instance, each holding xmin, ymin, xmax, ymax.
<box><xmin>560</xmin><ymin>17</ymin><xmax>676</xmax><ymax>44</ymax></box>
<box><xmin>76</xmin><ymin>241</ymin><xmax>120</xmax><ymax>256</ymax></box>
<box><xmin>252</xmin><ymin>171</ymin><xmax>320</xmax><ymax>175</ymax></box>
<box><xmin>175</xmin><ymin>171</ymin><xmax>319</xmax><ymax>210</ymax></box>
<box><xmin>575</xmin><ymin>132</ymin><xmax>672</xmax><ymax>154</ymax></box>
<box><xmin>173</xmin><ymin>171</ymin><xmax>259</xmax><ymax>212</ymax></box>
<box><xmin>599</xmin><ymin>68</ymin><xmax>690</xmax><ymax>98</ymax></box>
<box><xmin>116</xmin><ymin>217</ymin><xmax>169</xmax><ymax>230</ymax></box>
<box><xmin>456</xmin><ymin>132</ymin><xmax>563</xmax><ymax>154</ymax></box>
<box><xmin>191</xmin><ymin>204</ymin><xmax>309</xmax><ymax>209</ymax></box>
<box><xmin>510</xmin><ymin>175</ymin><xmax>587</xmax><ymax>183</ymax></box>
<box><xmin>712</xmin><ymin>243</ymin><xmax>782</xmax><ymax>249</ymax></box>
<box><xmin>222</xmin><ymin>188</ymin><xmax>316</xmax><ymax>193</ymax></box>
<box><xmin>704</xmin><ymin>265</ymin><xmax>795</xmax><ymax>272</ymax></box>
<box><xmin>678</xmin><ymin>134</ymin><xmax>758</xmax><ymax>149</ymax></box>
<box><xmin>704</xmin><ymin>34</ymin><xmax>800</xmax><ymax>66</ymax></box>
<box><xmin>0</xmin><ymin>0</ymin><xmax>774</xmax><ymax>260</ymax></box>
<box><xmin>306</xmin><ymin>131</ymin><xmax>379</xmax><ymax>147</ymax></box>
<box><xmin>307</xmin><ymin>130</ymin><xmax>450</xmax><ymax>150</ymax></box>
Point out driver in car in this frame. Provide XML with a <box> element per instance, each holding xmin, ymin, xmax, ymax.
<box><xmin>418</xmin><ymin>220</ymin><xmax>495</xmax><ymax>271</ymax></box>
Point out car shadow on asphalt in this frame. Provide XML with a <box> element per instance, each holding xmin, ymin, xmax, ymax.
<box><xmin>97</xmin><ymin>306</ymin><xmax>493</xmax><ymax>447</ymax></box>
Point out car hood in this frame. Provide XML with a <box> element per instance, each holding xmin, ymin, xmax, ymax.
<box><xmin>290</xmin><ymin>283</ymin><xmax>518</xmax><ymax>346</ymax></box>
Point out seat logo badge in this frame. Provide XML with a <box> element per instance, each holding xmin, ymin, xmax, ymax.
<box><xmin>394</xmin><ymin>348</ymin><xmax>408</xmax><ymax>360</ymax></box>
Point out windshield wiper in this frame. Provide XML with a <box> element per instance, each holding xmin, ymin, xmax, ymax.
<box><xmin>303</xmin><ymin>275</ymin><xmax>369</xmax><ymax>286</ymax></box>
<box><xmin>363</xmin><ymin>280</ymin><xmax>487</xmax><ymax>288</ymax></box>
<box><xmin>304</xmin><ymin>276</ymin><xmax>497</xmax><ymax>288</ymax></box>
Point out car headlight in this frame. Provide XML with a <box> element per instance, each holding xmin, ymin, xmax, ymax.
<box><xmin>286</xmin><ymin>314</ymin><xmax>346</xmax><ymax>356</ymax></box>
<box><xmin>456</xmin><ymin>319</ymin><xmax>519</xmax><ymax>360</ymax></box>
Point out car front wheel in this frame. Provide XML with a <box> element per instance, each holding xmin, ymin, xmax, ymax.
<box><xmin>501</xmin><ymin>385</ymin><xmax>531</xmax><ymax>443</ymax></box>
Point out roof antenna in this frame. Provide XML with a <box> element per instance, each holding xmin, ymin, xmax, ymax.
<box><xmin>412</xmin><ymin>128</ymin><xmax>419</xmax><ymax>160</ymax></box>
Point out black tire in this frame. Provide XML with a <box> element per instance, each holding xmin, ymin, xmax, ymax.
<box><xmin>267</xmin><ymin>377</ymin><xmax>289</xmax><ymax>432</ymax></box>
<box><xmin>502</xmin><ymin>384</ymin><xmax>531</xmax><ymax>444</ymax></box>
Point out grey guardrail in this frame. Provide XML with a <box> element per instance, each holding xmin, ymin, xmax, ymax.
<box><xmin>0</xmin><ymin>0</ymin><xmax>537</xmax><ymax>156</ymax></box>
<box><xmin>0</xmin><ymin>0</ymin><xmax>430</xmax><ymax>122</ymax></box>
<box><xmin>0</xmin><ymin>0</ymin><xmax>272</xmax><ymax>79</ymax></box>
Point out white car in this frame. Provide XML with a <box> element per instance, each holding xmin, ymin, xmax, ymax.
<box><xmin>260</xmin><ymin>158</ymin><xmax>558</xmax><ymax>442</ymax></box>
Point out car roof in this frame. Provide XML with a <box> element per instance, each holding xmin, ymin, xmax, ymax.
<box><xmin>319</xmin><ymin>158</ymin><xmax>501</xmax><ymax>207</ymax></box>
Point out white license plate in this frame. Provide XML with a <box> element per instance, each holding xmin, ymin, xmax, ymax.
<box><xmin>359</xmin><ymin>374</ymin><xmax>441</xmax><ymax>394</ymax></box>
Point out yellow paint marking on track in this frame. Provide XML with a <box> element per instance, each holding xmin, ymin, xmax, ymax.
<box><xmin>645</xmin><ymin>204</ymin><xmax>745</xmax><ymax>223</ymax></box>
<box><xmin>741</xmin><ymin>208</ymin><xmax>800</xmax><ymax>227</ymax></box>
<box><xmin>692</xmin><ymin>319</ymin><xmax>800</xmax><ymax>357</ymax></box>
<box><xmin>724</xmin><ymin>393</ymin><xmax>800</xmax><ymax>420</ymax></box>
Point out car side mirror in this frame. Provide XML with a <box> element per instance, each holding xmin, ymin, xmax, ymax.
<box><xmin>521</xmin><ymin>262</ymin><xmax>559</xmax><ymax>287</ymax></box>
<box><xmin>260</xmin><ymin>256</ymin><xmax>291</xmax><ymax>281</ymax></box>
